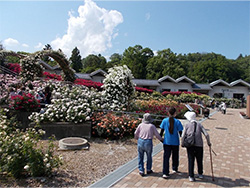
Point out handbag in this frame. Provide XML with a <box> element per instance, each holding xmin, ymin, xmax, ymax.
<box><xmin>182</xmin><ymin>122</ymin><xmax>197</xmax><ymax>148</ymax></box>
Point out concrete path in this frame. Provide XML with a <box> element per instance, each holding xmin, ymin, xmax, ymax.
<box><xmin>91</xmin><ymin>108</ymin><xmax>250</xmax><ymax>187</ymax></box>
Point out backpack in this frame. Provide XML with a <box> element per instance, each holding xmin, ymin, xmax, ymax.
<box><xmin>182</xmin><ymin>122</ymin><xmax>197</xmax><ymax>148</ymax></box>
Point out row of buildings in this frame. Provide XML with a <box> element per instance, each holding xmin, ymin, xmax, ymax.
<box><xmin>42</xmin><ymin>62</ymin><xmax>250</xmax><ymax>99</ymax></box>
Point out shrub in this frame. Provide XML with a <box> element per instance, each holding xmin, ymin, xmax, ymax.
<box><xmin>102</xmin><ymin>65</ymin><xmax>135</xmax><ymax>111</ymax></box>
<box><xmin>0</xmin><ymin>108</ymin><xmax>62</xmax><ymax>178</ymax></box>
<box><xmin>9</xmin><ymin>93</ymin><xmax>40</xmax><ymax>112</ymax></box>
<box><xmin>7</xmin><ymin>63</ymin><xmax>21</xmax><ymax>74</ymax></box>
<box><xmin>74</xmin><ymin>78</ymin><xmax>103</xmax><ymax>90</ymax></box>
<box><xmin>91</xmin><ymin>112</ymin><xmax>140</xmax><ymax>140</ymax></box>
<box><xmin>135</xmin><ymin>87</ymin><xmax>153</xmax><ymax>93</ymax></box>
<box><xmin>43</xmin><ymin>72</ymin><xmax>62</xmax><ymax>81</ymax></box>
<box><xmin>134</xmin><ymin>99</ymin><xmax>200</xmax><ymax>119</ymax></box>
<box><xmin>20</xmin><ymin>56</ymin><xmax>44</xmax><ymax>81</ymax></box>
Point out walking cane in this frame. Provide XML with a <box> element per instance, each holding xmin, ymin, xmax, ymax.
<box><xmin>209</xmin><ymin>146</ymin><xmax>215</xmax><ymax>181</ymax></box>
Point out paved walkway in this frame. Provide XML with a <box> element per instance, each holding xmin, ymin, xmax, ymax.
<box><xmin>91</xmin><ymin>108</ymin><xmax>250</xmax><ymax>187</ymax></box>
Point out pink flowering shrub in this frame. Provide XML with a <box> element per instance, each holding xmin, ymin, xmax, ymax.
<box><xmin>74</xmin><ymin>78</ymin><xmax>103</xmax><ymax>90</ymax></box>
<box><xmin>10</xmin><ymin>93</ymin><xmax>40</xmax><ymax>111</ymax></box>
<box><xmin>7</xmin><ymin>63</ymin><xmax>21</xmax><ymax>74</ymax></box>
<box><xmin>162</xmin><ymin>91</ymin><xmax>201</xmax><ymax>96</ymax></box>
<box><xmin>43</xmin><ymin>72</ymin><xmax>62</xmax><ymax>81</ymax></box>
<box><xmin>135</xmin><ymin>87</ymin><xmax>153</xmax><ymax>93</ymax></box>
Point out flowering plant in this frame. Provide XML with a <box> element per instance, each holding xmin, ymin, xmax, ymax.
<box><xmin>43</xmin><ymin>72</ymin><xmax>62</xmax><ymax>81</ymax></box>
<box><xmin>0</xmin><ymin>108</ymin><xmax>62</xmax><ymax>178</ymax></box>
<box><xmin>135</xmin><ymin>87</ymin><xmax>153</xmax><ymax>93</ymax></box>
<box><xmin>20</xmin><ymin>56</ymin><xmax>44</xmax><ymax>81</ymax></box>
<box><xmin>91</xmin><ymin>112</ymin><xmax>140</xmax><ymax>140</ymax></box>
<box><xmin>7</xmin><ymin>63</ymin><xmax>21</xmax><ymax>74</ymax></box>
<box><xmin>10</xmin><ymin>93</ymin><xmax>40</xmax><ymax>112</ymax></box>
<box><xmin>102</xmin><ymin>65</ymin><xmax>135</xmax><ymax>111</ymax></box>
<box><xmin>134</xmin><ymin>99</ymin><xmax>200</xmax><ymax>119</ymax></box>
<box><xmin>74</xmin><ymin>78</ymin><xmax>103</xmax><ymax>90</ymax></box>
<box><xmin>29</xmin><ymin>82</ymin><xmax>106</xmax><ymax>124</ymax></box>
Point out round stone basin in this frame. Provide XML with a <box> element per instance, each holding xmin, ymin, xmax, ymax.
<box><xmin>59</xmin><ymin>137</ymin><xmax>89</xmax><ymax>150</ymax></box>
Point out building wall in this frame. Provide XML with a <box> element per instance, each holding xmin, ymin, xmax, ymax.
<box><xmin>209</xmin><ymin>86</ymin><xmax>249</xmax><ymax>98</ymax></box>
<box><xmin>159</xmin><ymin>82</ymin><xmax>193</xmax><ymax>92</ymax></box>
<box><xmin>92</xmin><ymin>76</ymin><xmax>105</xmax><ymax>83</ymax></box>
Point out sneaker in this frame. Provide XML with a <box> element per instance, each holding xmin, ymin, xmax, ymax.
<box><xmin>189</xmin><ymin>176</ymin><xmax>195</xmax><ymax>182</ymax></box>
<box><xmin>162</xmin><ymin>174</ymin><xmax>170</xmax><ymax>179</ymax></box>
<box><xmin>147</xmin><ymin>170</ymin><xmax>153</xmax><ymax>174</ymax></box>
<box><xmin>198</xmin><ymin>174</ymin><xmax>204</xmax><ymax>179</ymax></box>
<box><xmin>139</xmin><ymin>171</ymin><xmax>145</xmax><ymax>177</ymax></box>
<box><xmin>172</xmin><ymin>170</ymin><xmax>182</xmax><ymax>174</ymax></box>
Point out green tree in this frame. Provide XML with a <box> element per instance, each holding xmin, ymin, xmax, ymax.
<box><xmin>234</xmin><ymin>55</ymin><xmax>250</xmax><ymax>82</ymax></box>
<box><xmin>81</xmin><ymin>54</ymin><xmax>106</xmax><ymax>73</ymax></box>
<box><xmin>121</xmin><ymin>45</ymin><xmax>153</xmax><ymax>79</ymax></box>
<box><xmin>159</xmin><ymin>49</ymin><xmax>185</xmax><ymax>79</ymax></box>
<box><xmin>106</xmin><ymin>53</ymin><xmax>122</xmax><ymax>70</ymax></box>
<box><xmin>70</xmin><ymin>47</ymin><xmax>82</xmax><ymax>73</ymax></box>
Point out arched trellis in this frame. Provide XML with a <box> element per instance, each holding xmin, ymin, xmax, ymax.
<box><xmin>37</xmin><ymin>50</ymin><xmax>76</xmax><ymax>82</ymax></box>
<box><xmin>0</xmin><ymin>50</ymin><xmax>76</xmax><ymax>82</ymax></box>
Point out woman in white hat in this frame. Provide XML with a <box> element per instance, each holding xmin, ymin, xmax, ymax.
<box><xmin>134</xmin><ymin>113</ymin><xmax>163</xmax><ymax>177</ymax></box>
<box><xmin>182</xmin><ymin>111</ymin><xmax>211</xmax><ymax>182</ymax></box>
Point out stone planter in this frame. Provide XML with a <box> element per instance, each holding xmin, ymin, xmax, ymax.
<box><xmin>30</xmin><ymin>121</ymin><xmax>91</xmax><ymax>140</ymax></box>
<box><xmin>15</xmin><ymin>111</ymin><xmax>33</xmax><ymax>129</ymax></box>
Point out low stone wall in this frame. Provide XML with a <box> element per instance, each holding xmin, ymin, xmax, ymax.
<box><xmin>30</xmin><ymin>121</ymin><xmax>91</xmax><ymax>140</ymax></box>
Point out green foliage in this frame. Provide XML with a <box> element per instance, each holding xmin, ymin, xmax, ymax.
<box><xmin>82</xmin><ymin>54</ymin><xmax>106</xmax><ymax>73</ymax></box>
<box><xmin>122</xmin><ymin>45</ymin><xmax>153</xmax><ymax>79</ymax></box>
<box><xmin>0</xmin><ymin>108</ymin><xmax>62</xmax><ymax>178</ymax></box>
<box><xmin>70</xmin><ymin>47</ymin><xmax>82</xmax><ymax>73</ymax></box>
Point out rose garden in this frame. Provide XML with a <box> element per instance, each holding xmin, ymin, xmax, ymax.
<box><xmin>0</xmin><ymin>50</ymin><xmax>243</xmax><ymax>182</ymax></box>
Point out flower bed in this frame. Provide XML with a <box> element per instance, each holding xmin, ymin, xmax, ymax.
<box><xmin>134</xmin><ymin>99</ymin><xmax>200</xmax><ymax>119</ymax></box>
<box><xmin>91</xmin><ymin>112</ymin><xmax>140</xmax><ymax>140</ymax></box>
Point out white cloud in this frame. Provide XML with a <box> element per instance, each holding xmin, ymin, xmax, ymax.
<box><xmin>3</xmin><ymin>38</ymin><xmax>19</xmax><ymax>47</ymax></box>
<box><xmin>35</xmin><ymin>42</ymin><xmax>43</xmax><ymax>49</ymax></box>
<box><xmin>22</xmin><ymin>43</ymin><xmax>29</xmax><ymax>48</ymax></box>
<box><xmin>51</xmin><ymin>0</ymin><xmax>123</xmax><ymax>58</ymax></box>
<box><xmin>145</xmin><ymin>13</ymin><xmax>150</xmax><ymax>21</ymax></box>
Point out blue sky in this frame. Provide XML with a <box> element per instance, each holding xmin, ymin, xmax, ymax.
<box><xmin>0</xmin><ymin>0</ymin><xmax>249</xmax><ymax>60</ymax></box>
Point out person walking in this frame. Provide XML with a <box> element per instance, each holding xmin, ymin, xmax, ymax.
<box><xmin>221</xmin><ymin>102</ymin><xmax>226</xmax><ymax>114</ymax></box>
<box><xmin>134</xmin><ymin>113</ymin><xmax>163</xmax><ymax>177</ymax></box>
<box><xmin>181</xmin><ymin>111</ymin><xmax>211</xmax><ymax>182</ymax></box>
<box><xmin>160</xmin><ymin>107</ymin><xmax>183</xmax><ymax>179</ymax></box>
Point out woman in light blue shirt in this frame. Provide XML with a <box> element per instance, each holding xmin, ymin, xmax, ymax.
<box><xmin>160</xmin><ymin>107</ymin><xmax>183</xmax><ymax>179</ymax></box>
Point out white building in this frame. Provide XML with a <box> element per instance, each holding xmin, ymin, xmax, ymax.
<box><xmin>75</xmin><ymin>70</ymin><xmax>250</xmax><ymax>99</ymax></box>
<box><xmin>41</xmin><ymin>62</ymin><xmax>250</xmax><ymax>99</ymax></box>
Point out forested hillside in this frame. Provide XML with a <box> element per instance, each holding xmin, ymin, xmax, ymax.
<box><xmin>3</xmin><ymin>44</ymin><xmax>250</xmax><ymax>83</ymax></box>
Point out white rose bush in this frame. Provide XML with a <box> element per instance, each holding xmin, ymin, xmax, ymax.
<box><xmin>20</xmin><ymin>55</ymin><xmax>44</xmax><ymax>81</ymax></box>
<box><xmin>29</xmin><ymin>81</ymin><xmax>107</xmax><ymax>124</ymax></box>
<box><xmin>0</xmin><ymin>108</ymin><xmax>62</xmax><ymax>178</ymax></box>
<box><xmin>102</xmin><ymin>65</ymin><xmax>135</xmax><ymax>111</ymax></box>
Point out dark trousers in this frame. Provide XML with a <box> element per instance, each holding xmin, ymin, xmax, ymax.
<box><xmin>163</xmin><ymin>145</ymin><xmax>179</xmax><ymax>175</ymax></box>
<box><xmin>187</xmin><ymin>146</ymin><xmax>203</xmax><ymax>177</ymax></box>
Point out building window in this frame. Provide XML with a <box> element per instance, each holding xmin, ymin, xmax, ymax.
<box><xmin>179</xmin><ymin>89</ymin><xmax>188</xmax><ymax>92</ymax></box>
<box><xmin>233</xmin><ymin>93</ymin><xmax>244</xmax><ymax>99</ymax></box>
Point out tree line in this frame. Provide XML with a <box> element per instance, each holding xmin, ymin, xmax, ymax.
<box><xmin>70</xmin><ymin>45</ymin><xmax>250</xmax><ymax>83</ymax></box>
<box><xmin>2</xmin><ymin>44</ymin><xmax>250</xmax><ymax>83</ymax></box>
